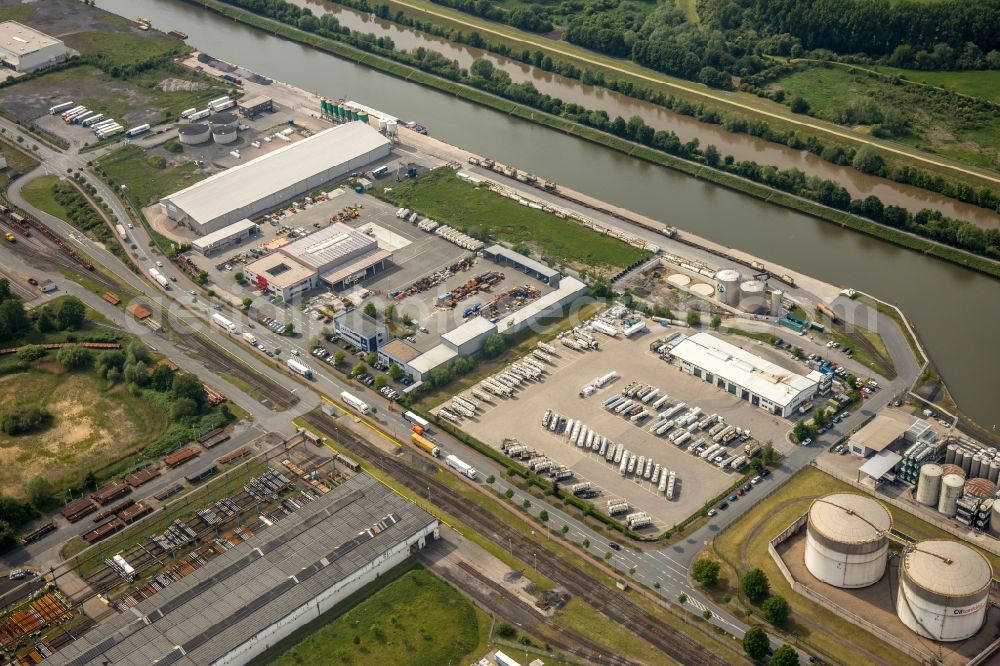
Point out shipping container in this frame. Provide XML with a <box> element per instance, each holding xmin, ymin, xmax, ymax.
<box><xmin>445</xmin><ymin>454</ymin><xmax>477</xmax><ymax>479</ymax></box>
<box><xmin>340</xmin><ymin>391</ymin><xmax>369</xmax><ymax>414</ymax></box>
<box><xmin>211</xmin><ymin>312</ymin><xmax>237</xmax><ymax>333</ymax></box>
<box><xmin>411</xmin><ymin>432</ymin><xmax>440</xmax><ymax>457</ymax></box>
<box><xmin>125</xmin><ymin>124</ymin><xmax>150</xmax><ymax>138</ymax></box>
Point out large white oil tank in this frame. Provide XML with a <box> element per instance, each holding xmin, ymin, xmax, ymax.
<box><xmin>739</xmin><ymin>280</ymin><xmax>767</xmax><ymax>313</ymax></box>
<box><xmin>212</xmin><ymin>125</ymin><xmax>237</xmax><ymax>144</ymax></box>
<box><xmin>177</xmin><ymin>122</ymin><xmax>210</xmax><ymax>145</ymax></box>
<box><xmin>715</xmin><ymin>269</ymin><xmax>741</xmax><ymax>306</ymax></box>
<box><xmin>938</xmin><ymin>474</ymin><xmax>964</xmax><ymax>517</ymax></box>
<box><xmin>897</xmin><ymin>540</ymin><xmax>991</xmax><ymax>642</ymax></box>
<box><xmin>915</xmin><ymin>464</ymin><xmax>942</xmax><ymax>506</ymax></box>
<box><xmin>804</xmin><ymin>493</ymin><xmax>891</xmax><ymax>588</ymax></box>
<box><xmin>209</xmin><ymin>111</ymin><xmax>238</xmax><ymax>131</ymax></box>
<box><xmin>945</xmin><ymin>444</ymin><xmax>956</xmax><ymax>465</ymax></box>
<box><xmin>770</xmin><ymin>289</ymin><xmax>783</xmax><ymax>317</ymax></box>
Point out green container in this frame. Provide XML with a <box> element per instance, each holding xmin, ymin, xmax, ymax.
<box><xmin>333</xmin><ymin>103</ymin><xmax>343</xmax><ymax>118</ymax></box>
<box><xmin>320</xmin><ymin>100</ymin><xmax>330</xmax><ymax>115</ymax></box>
<box><xmin>358</xmin><ymin>111</ymin><xmax>369</xmax><ymax>125</ymax></box>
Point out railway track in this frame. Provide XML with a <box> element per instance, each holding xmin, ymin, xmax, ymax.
<box><xmin>302</xmin><ymin>409</ymin><xmax>726</xmax><ymax>666</ymax></box>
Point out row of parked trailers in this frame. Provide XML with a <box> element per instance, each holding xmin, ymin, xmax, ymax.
<box><xmin>557</xmin><ymin>328</ymin><xmax>600</xmax><ymax>353</ymax></box>
<box><xmin>502</xmin><ymin>437</ymin><xmax>576</xmax><ymax>484</ymax></box>
<box><xmin>442</xmin><ymin>356</ymin><xmax>549</xmax><ymax>422</ymax></box>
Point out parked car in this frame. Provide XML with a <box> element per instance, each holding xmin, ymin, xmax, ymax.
<box><xmin>609</xmin><ymin>542</ymin><xmax>621</xmax><ymax>551</ymax></box>
<box><xmin>729</xmin><ymin>494</ymin><xmax>738</xmax><ymax>502</ymax></box>
<box><xmin>718</xmin><ymin>501</ymin><xmax>729</xmax><ymax>510</ymax></box>
<box><xmin>707</xmin><ymin>509</ymin><xmax>717</xmax><ymax>517</ymax></box>
<box><xmin>751</xmin><ymin>476</ymin><xmax>762</xmax><ymax>485</ymax></box>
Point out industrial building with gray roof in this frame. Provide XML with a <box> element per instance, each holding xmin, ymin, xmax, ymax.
<box><xmin>49</xmin><ymin>474</ymin><xmax>438</xmax><ymax>666</ymax></box>
<box><xmin>160</xmin><ymin>122</ymin><xmax>391</xmax><ymax>235</ymax></box>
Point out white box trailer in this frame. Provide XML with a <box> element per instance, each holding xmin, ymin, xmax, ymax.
<box><xmin>340</xmin><ymin>391</ymin><xmax>370</xmax><ymax>414</ymax></box>
<box><xmin>49</xmin><ymin>101</ymin><xmax>75</xmax><ymax>115</ymax></box>
<box><xmin>211</xmin><ymin>312</ymin><xmax>237</xmax><ymax>333</ymax></box>
<box><xmin>446</xmin><ymin>454</ymin><xmax>477</xmax><ymax>480</ymax></box>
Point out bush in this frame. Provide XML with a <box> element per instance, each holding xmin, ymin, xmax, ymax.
<box><xmin>770</xmin><ymin>645</ymin><xmax>799</xmax><ymax>666</ymax></box>
<box><xmin>691</xmin><ymin>558</ymin><xmax>721</xmax><ymax>587</ymax></box>
<box><xmin>762</xmin><ymin>595</ymin><xmax>790</xmax><ymax>625</ymax></box>
<box><xmin>496</xmin><ymin>622</ymin><xmax>517</xmax><ymax>639</ymax></box>
<box><xmin>740</xmin><ymin>568</ymin><xmax>771</xmax><ymax>603</ymax></box>
<box><xmin>686</xmin><ymin>310</ymin><xmax>700</xmax><ymax>326</ymax></box>
<box><xmin>16</xmin><ymin>345</ymin><xmax>47</xmax><ymax>362</ymax></box>
<box><xmin>25</xmin><ymin>475</ymin><xmax>53</xmax><ymax>507</ymax></box>
<box><xmin>1</xmin><ymin>405</ymin><xmax>52</xmax><ymax>435</ymax></box>
<box><xmin>742</xmin><ymin>626</ymin><xmax>769</xmax><ymax>660</ymax></box>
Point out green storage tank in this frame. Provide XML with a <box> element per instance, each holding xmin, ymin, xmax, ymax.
<box><xmin>357</xmin><ymin>111</ymin><xmax>369</xmax><ymax>125</ymax></box>
<box><xmin>320</xmin><ymin>100</ymin><xmax>330</xmax><ymax>116</ymax></box>
<box><xmin>333</xmin><ymin>103</ymin><xmax>343</xmax><ymax>119</ymax></box>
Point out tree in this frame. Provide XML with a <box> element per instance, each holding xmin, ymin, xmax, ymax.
<box><xmin>0</xmin><ymin>520</ymin><xmax>18</xmax><ymax>549</ymax></box>
<box><xmin>792</xmin><ymin>420</ymin><xmax>814</xmax><ymax>442</ymax></box>
<box><xmin>496</xmin><ymin>622</ymin><xmax>516</xmax><ymax>639</ymax></box>
<box><xmin>387</xmin><ymin>363</ymin><xmax>403</xmax><ymax>381</ymax></box>
<box><xmin>482</xmin><ymin>334</ymin><xmax>506</xmax><ymax>359</ymax></box>
<box><xmin>710</xmin><ymin>315</ymin><xmax>722</xmax><ymax>330</ymax></box>
<box><xmin>172</xmin><ymin>372</ymin><xmax>207</xmax><ymax>409</ymax></box>
<box><xmin>374</xmin><ymin>375</ymin><xmax>387</xmax><ymax>390</ymax></box>
<box><xmin>852</xmin><ymin>145</ymin><xmax>885</xmax><ymax>175</ymax></box>
<box><xmin>25</xmin><ymin>475</ymin><xmax>53</xmax><ymax>508</ymax></box>
<box><xmin>762</xmin><ymin>595</ymin><xmax>790</xmax><ymax>625</ymax></box>
<box><xmin>196</xmin><ymin>270</ymin><xmax>209</xmax><ymax>285</ymax></box>
<box><xmin>692</xmin><ymin>559</ymin><xmax>721</xmax><ymax>587</ymax></box>
<box><xmin>0</xmin><ymin>495</ymin><xmax>34</xmax><ymax>526</ymax></box>
<box><xmin>170</xmin><ymin>397</ymin><xmax>199</xmax><ymax>419</ymax></box>
<box><xmin>704</xmin><ymin>144</ymin><xmax>721</xmax><ymax>167</ymax></box>
<box><xmin>334</xmin><ymin>350</ymin><xmax>345</xmax><ymax>366</ymax></box>
<box><xmin>83</xmin><ymin>471</ymin><xmax>98</xmax><ymax>491</ymax></box>
<box><xmin>1</xmin><ymin>405</ymin><xmax>52</xmax><ymax>435</ymax></box>
<box><xmin>351</xmin><ymin>363</ymin><xmax>366</xmax><ymax>377</ymax></box>
<box><xmin>56</xmin><ymin>297</ymin><xmax>86</xmax><ymax>330</ymax></box>
<box><xmin>35</xmin><ymin>307</ymin><xmax>55</xmax><ymax>333</ymax></box>
<box><xmin>17</xmin><ymin>345</ymin><xmax>46</xmax><ymax>362</ymax></box>
<box><xmin>282</xmin><ymin>322</ymin><xmax>294</xmax><ymax>335</ymax></box>
<box><xmin>770</xmin><ymin>645</ymin><xmax>799</xmax><ymax>666</ymax></box>
<box><xmin>813</xmin><ymin>408</ymin><xmax>830</xmax><ymax>428</ymax></box>
<box><xmin>742</xmin><ymin>626</ymin><xmax>769</xmax><ymax>660</ymax></box>
<box><xmin>149</xmin><ymin>364</ymin><xmax>174</xmax><ymax>391</ymax></box>
<box><xmin>789</xmin><ymin>96</ymin><xmax>810</xmax><ymax>114</ymax></box>
<box><xmin>0</xmin><ymin>300</ymin><xmax>30</xmax><ymax>340</ymax></box>
<box><xmin>234</xmin><ymin>271</ymin><xmax>245</xmax><ymax>284</ymax></box>
<box><xmin>242</xmin><ymin>297</ymin><xmax>252</xmax><ymax>310</ymax></box>
<box><xmin>126</xmin><ymin>340</ymin><xmax>150</xmax><ymax>364</ymax></box>
<box><xmin>741</xmin><ymin>568</ymin><xmax>770</xmax><ymax>603</ymax></box>
<box><xmin>677</xmin><ymin>593</ymin><xmax>687</xmax><ymax>604</ymax></box>
<box><xmin>56</xmin><ymin>345</ymin><xmax>92</xmax><ymax>369</ymax></box>
<box><xmin>539</xmin><ymin>510</ymin><xmax>549</xmax><ymax>523</ymax></box>
<box><xmin>383</xmin><ymin>304</ymin><xmax>395</xmax><ymax>322</ymax></box>
<box><xmin>365</xmin><ymin>352</ymin><xmax>378</xmax><ymax>366</ymax></box>
<box><xmin>686</xmin><ymin>310</ymin><xmax>700</xmax><ymax>326</ymax></box>
<box><xmin>363</xmin><ymin>302</ymin><xmax>377</xmax><ymax>318</ymax></box>
<box><xmin>123</xmin><ymin>360</ymin><xmax>149</xmax><ymax>386</ymax></box>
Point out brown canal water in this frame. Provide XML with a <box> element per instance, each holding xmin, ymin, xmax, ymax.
<box><xmin>291</xmin><ymin>0</ymin><xmax>1000</xmax><ymax>230</ymax></box>
<box><xmin>97</xmin><ymin>0</ymin><xmax>1000</xmax><ymax>429</ymax></box>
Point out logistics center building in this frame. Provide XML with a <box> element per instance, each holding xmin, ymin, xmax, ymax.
<box><xmin>0</xmin><ymin>22</ymin><xmax>66</xmax><ymax>72</ymax></box>
<box><xmin>48</xmin><ymin>474</ymin><xmax>439</xmax><ymax>666</ymax></box>
<box><xmin>669</xmin><ymin>332</ymin><xmax>819</xmax><ymax>417</ymax></box>
<box><xmin>160</xmin><ymin>123</ymin><xmax>391</xmax><ymax>235</ymax></box>
<box><xmin>243</xmin><ymin>222</ymin><xmax>393</xmax><ymax>300</ymax></box>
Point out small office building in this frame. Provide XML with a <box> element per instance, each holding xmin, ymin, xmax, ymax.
<box><xmin>190</xmin><ymin>218</ymin><xmax>258</xmax><ymax>256</ymax></box>
<box><xmin>334</xmin><ymin>309</ymin><xmax>388</xmax><ymax>352</ymax></box>
<box><xmin>237</xmin><ymin>95</ymin><xmax>273</xmax><ymax>117</ymax></box>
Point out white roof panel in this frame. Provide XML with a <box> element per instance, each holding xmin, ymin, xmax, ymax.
<box><xmin>0</xmin><ymin>21</ymin><xmax>61</xmax><ymax>56</ymax></box>
<box><xmin>858</xmin><ymin>450</ymin><xmax>902</xmax><ymax>480</ymax></box>
<box><xmin>669</xmin><ymin>332</ymin><xmax>816</xmax><ymax>407</ymax></box>
<box><xmin>408</xmin><ymin>344</ymin><xmax>458</xmax><ymax>374</ymax></box>
<box><xmin>162</xmin><ymin>123</ymin><xmax>389</xmax><ymax>226</ymax></box>
<box><xmin>191</xmin><ymin>218</ymin><xmax>256</xmax><ymax>249</ymax></box>
<box><xmin>442</xmin><ymin>317</ymin><xmax>497</xmax><ymax>347</ymax></box>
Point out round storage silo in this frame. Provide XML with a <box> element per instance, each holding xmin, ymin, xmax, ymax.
<box><xmin>804</xmin><ymin>493</ymin><xmax>891</xmax><ymax>588</ymax></box>
<box><xmin>212</xmin><ymin>125</ymin><xmax>237</xmax><ymax>145</ymax></box>
<box><xmin>897</xmin><ymin>540</ymin><xmax>991</xmax><ymax>642</ymax></box>
<box><xmin>991</xmin><ymin>458</ymin><xmax>1000</xmax><ymax>484</ymax></box>
<box><xmin>915</xmin><ymin>464</ymin><xmax>943</xmax><ymax>506</ymax></box>
<box><xmin>714</xmin><ymin>269</ymin><xmax>741</xmax><ymax>306</ymax></box>
<box><xmin>177</xmin><ymin>122</ymin><xmax>210</xmax><ymax>145</ymax></box>
<box><xmin>739</xmin><ymin>280</ymin><xmax>767</xmax><ymax>313</ymax></box>
<box><xmin>965</xmin><ymin>478</ymin><xmax>997</xmax><ymax>499</ymax></box>
<box><xmin>378</xmin><ymin>117</ymin><xmax>387</xmax><ymax>132</ymax></box>
<box><xmin>357</xmin><ymin>111</ymin><xmax>369</xmax><ymax>126</ymax></box>
<box><xmin>209</xmin><ymin>112</ymin><xmax>238</xmax><ymax>131</ymax></box>
<box><xmin>770</xmin><ymin>289</ymin><xmax>783</xmax><ymax>317</ymax></box>
<box><xmin>941</xmin><ymin>464</ymin><xmax>965</xmax><ymax>479</ymax></box>
<box><xmin>938</xmin><ymin>474</ymin><xmax>964</xmax><ymax>517</ymax></box>
<box><xmin>970</xmin><ymin>454</ymin><xmax>983</xmax><ymax>480</ymax></box>
<box><xmin>385</xmin><ymin>119</ymin><xmax>397</xmax><ymax>136</ymax></box>
<box><xmin>945</xmin><ymin>444</ymin><xmax>956</xmax><ymax>465</ymax></box>
<box><xmin>991</xmin><ymin>502</ymin><xmax>1000</xmax><ymax>537</ymax></box>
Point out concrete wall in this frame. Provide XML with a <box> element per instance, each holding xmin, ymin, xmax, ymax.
<box><xmin>215</xmin><ymin>521</ymin><xmax>438</xmax><ymax>666</ymax></box>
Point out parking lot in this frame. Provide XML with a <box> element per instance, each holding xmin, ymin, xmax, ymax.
<box><xmin>454</xmin><ymin>326</ymin><xmax>797</xmax><ymax>531</ymax></box>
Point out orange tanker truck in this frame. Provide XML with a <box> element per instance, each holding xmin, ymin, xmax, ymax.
<box><xmin>411</xmin><ymin>432</ymin><xmax>441</xmax><ymax>458</ymax></box>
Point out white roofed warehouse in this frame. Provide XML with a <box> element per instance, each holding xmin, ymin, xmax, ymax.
<box><xmin>0</xmin><ymin>21</ymin><xmax>66</xmax><ymax>72</ymax></box>
<box><xmin>668</xmin><ymin>332</ymin><xmax>818</xmax><ymax>417</ymax></box>
<box><xmin>160</xmin><ymin>123</ymin><xmax>391</xmax><ymax>235</ymax></box>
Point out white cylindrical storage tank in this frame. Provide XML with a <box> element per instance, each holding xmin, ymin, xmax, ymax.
<box><xmin>212</xmin><ymin>125</ymin><xmax>237</xmax><ymax>144</ymax></box>
<box><xmin>177</xmin><ymin>122</ymin><xmax>210</xmax><ymax>145</ymax></box>
<box><xmin>958</xmin><ymin>450</ymin><xmax>971</xmax><ymax>475</ymax></box>
<box><xmin>714</xmin><ymin>269</ymin><xmax>741</xmax><ymax>306</ymax></box>
<box><xmin>385</xmin><ymin>119</ymin><xmax>397</xmax><ymax>136</ymax></box>
<box><xmin>209</xmin><ymin>111</ymin><xmax>238</xmax><ymax>131</ymax></box>
<box><xmin>770</xmin><ymin>289</ymin><xmax>783</xmax><ymax>317</ymax></box>
<box><xmin>938</xmin><ymin>474</ymin><xmax>964</xmax><ymax>517</ymax></box>
<box><xmin>970</xmin><ymin>454</ymin><xmax>982</xmax><ymax>480</ymax></box>
<box><xmin>739</xmin><ymin>280</ymin><xmax>767</xmax><ymax>313</ymax></box>
<box><xmin>804</xmin><ymin>493</ymin><xmax>891</xmax><ymax>589</ymax></box>
<box><xmin>945</xmin><ymin>444</ymin><xmax>956</xmax><ymax>465</ymax></box>
<box><xmin>897</xmin><ymin>540</ymin><xmax>991</xmax><ymax>642</ymax></box>
<box><xmin>991</xmin><ymin>502</ymin><xmax>1000</xmax><ymax>537</ymax></box>
<box><xmin>991</xmin><ymin>459</ymin><xmax>1000</xmax><ymax>484</ymax></box>
<box><xmin>915</xmin><ymin>464</ymin><xmax>942</xmax><ymax>506</ymax></box>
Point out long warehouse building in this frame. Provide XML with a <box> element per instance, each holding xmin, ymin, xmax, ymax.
<box><xmin>48</xmin><ymin>474</ymin><xmax>438</xmax><ymax>666</ymax></box>
<box><xmin>160</xmin><ymin>122</ymin><xmax>391</xmax><ymax>235</ymax></box>
<box><xmin>669</xmin><ymin>332</ymin><xmax>820</xmax><ymax>417</ymax></box>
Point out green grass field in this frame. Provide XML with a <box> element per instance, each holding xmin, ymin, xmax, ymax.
<box><xmin>98</xmin><ymin>145</ymin><xmax>205</xmax><ymax>206</ymax></box>
<box><xmin>874</xmin><ymin>67</ymin><xmax>1000</xmax><ymax>104</ymax></box>
<box><xmin>712</xmin><ymin>466</ymin><xmax>1000</xmax><ymax>664</ymax></box>
<box><xmin>0</xmin><ymin>140</ymin><xmax>39</xmax><ymax>190</ymax></box>
<box><xmin>382</xmin><ymin>169</ymin><xmax>651</xmax><ymax>275</ymax></box>
<box><xmin>0</xmin><ymin>367</ymin><xmax>169</xmax><ymax>499</ymax></box>
<box><xmin>62</xmin><ymin>31</ymin><xmax>186</xmax><ymax>70</ymax></box>
<box><xmin>20</xmin><ymin>175</ymin><xmax>70</xmax><ymax>219</ymax></box>
<box><xmin>776</xmin><ymin>65</ymin><xmax>1000</xmax><ymax>168</ymax></box>
<box><xmin>265</xmin><ymin>564</ymin><xmax>486</xmax><ymax>666</ymax></box>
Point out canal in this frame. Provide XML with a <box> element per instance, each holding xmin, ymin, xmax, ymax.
<box><xmin>97</xmin><ymin>0</ymin><xmax>999</xmax><ymax>429</ymax></box>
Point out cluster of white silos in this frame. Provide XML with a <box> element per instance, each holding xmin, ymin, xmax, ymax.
<box><xmin>945</xmin><ymin>443</ymin><xmax>1000</xmax><ymax>484</ymax></box>
<box><xmin>803</xmin><ymin>493</ymin><xmax>993</xmax><ymax>643</ymax></box>
<box><xmin>714</xmin><ymin>269</ymin><xmax>741</xmax><ymax>307</ymax></box>
<box><xmin>176</xmin><ymin>111</ymin><xmax>241</xmax><ymax>146</ymax></box>
<box><xmin>897</xmin><ymin>540</ymin><xmax>992</xmax><ymax>642</ymax></box>
<box><xmin>804</xmin><ymin>493</ymin><xmax>892</xmax><ymax>589</ymax></box>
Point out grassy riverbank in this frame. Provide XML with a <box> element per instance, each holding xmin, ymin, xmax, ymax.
<box><xmin>187</xmin><ymin>0</ymin><xmax>1000</xmax><ymax>280</ymax></box>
